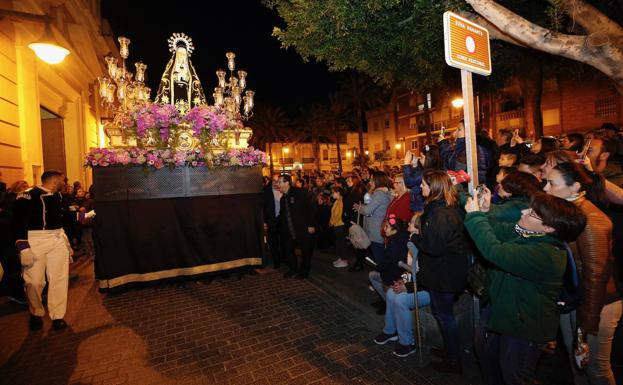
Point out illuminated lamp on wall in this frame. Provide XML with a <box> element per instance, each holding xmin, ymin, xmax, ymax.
<box><xmin>0</xmin><ymin>9</ymin><xmax>70</xmax><ymax>64</ymax></box>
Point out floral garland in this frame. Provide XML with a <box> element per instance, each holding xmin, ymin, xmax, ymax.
<box><xmin>92</xmin><ymin>102</ymin><xmax>265</xmax><ymax>169</ymax></box>
<box><xmin>84</xmin><ymin>147</ymin><xmax>267</xmax><ymax>169</ymax></box>
<box><xmin>213</xmin><ymin>148</ymin><xmax>269</xmax><ymax>167</ymax></box>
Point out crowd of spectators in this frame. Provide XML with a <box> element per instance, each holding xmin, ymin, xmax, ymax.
<box><xmin>262</xmin><ymin>121</ymin><xmax>623</xmax><ymax>383</ymax></box>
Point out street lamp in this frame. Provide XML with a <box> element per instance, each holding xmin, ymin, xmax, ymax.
<box><xmin>451</xmin><ymin>98</ymin><xmax>464</xmax><ymax>108</ymax></box>
<box><xmin>0</xmin><ymin>10</ymin><xmax>70</xmax><ymax>64</ymax></box>
<box><xmin>394</xmin><ymin>142</ymin><xmax>403</xmax><ymax>162</ymax></box>
<box><xmin>28</xmin><ymin>23</ymin><xmax>70</xmax><ymax>64</ymax></box>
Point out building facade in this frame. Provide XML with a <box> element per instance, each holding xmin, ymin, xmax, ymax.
<box><xmin>0</xmin><ymin>0</ymin><xmax>116</xmax><ymax>187</ymax></box>
<box><xmin>267</xmin><ymin>132</ymin><xmax>366</xmax><ymax>174</ymax></box>
<box><xmin>372</xmin><ymin>69</ymin><xmax>623</xmax><ymax>161</ymax></box>
<box><xmin>366</xmin><ymin>104</ymin><xmax>399</xmax><ymax>167</ymax></box>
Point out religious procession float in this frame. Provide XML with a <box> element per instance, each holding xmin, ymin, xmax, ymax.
<box><xmin>86</xmin><ymin>33</ymin><xmax>266</xmax><ymax>292</ymax></box>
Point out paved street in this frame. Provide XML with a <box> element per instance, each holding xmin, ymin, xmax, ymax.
<box><xmin>1</xmin><ymin>255</ymin><xmax>474</xmax><ymax>385</ymax></box>
<box><xmin>2</xmin><ymin>250</ymin><xmax>620</xmax><ymax>385</ymax></box>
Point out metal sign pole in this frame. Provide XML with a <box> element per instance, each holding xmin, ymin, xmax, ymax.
<box><xmin>461</xmin><ymin>69</ymin><xmax>481</xmax><ymax>326</ymax></box>
<box><xmin>461</xmin><ymin>69</ymin><xmax>478</xmax><ymax>195</ymax></box>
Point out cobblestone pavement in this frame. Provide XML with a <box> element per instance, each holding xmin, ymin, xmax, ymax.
<box><xmin>0</xmin><ymin>258</ymin><xmax>475</xmax><ymax>385</ymax></box>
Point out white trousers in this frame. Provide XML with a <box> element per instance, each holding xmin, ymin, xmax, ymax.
<box><xmin>560</xmin><ymin>300</ymin><xmax>623</xmax><ymax>385</ymax></box>
<box><xmin>22</xmin><ymin>229</ymin><xmax>70</xmax><ymax>320</ymax></box>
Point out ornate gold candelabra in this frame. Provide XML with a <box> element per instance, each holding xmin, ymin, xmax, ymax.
<box><xmin>97</xmin><ymin>36</ymin><xmax>150</xmax><ymax>145</ymax></box>
<box><xmin>98</xmin><ymin>36</ymin><xmax>150</xmax><ymax>113</ymax></box>
<box><xmin>214</xmin><ymin>52</ymin><xmax>254</xmax><ymax>120</ymax></box>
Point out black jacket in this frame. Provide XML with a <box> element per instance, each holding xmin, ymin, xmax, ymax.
<box><xmin>378</xmin><ymin>230</ymin><xmax>410</xmax><ymax>285</ymax></box>
<box><xmin>278</xmin><ymin>187</ymin><xmax>315</xmax><ymax>239</ymax></box>
<box><xmin>412</xmin><ymin>200</ymin><xmax>469</xmax><ymax>293</ymax></box>
<box><xmin>12</xmin><ymin>186</ymin><xmax>64</xmax><ymax>242</ymax></box>
<box><xmin>342</xmin><ymin>185</ymin><xmax>364</xmax><ymax>225</ymax></box>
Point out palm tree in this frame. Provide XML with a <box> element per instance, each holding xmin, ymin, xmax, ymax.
<box><xmin>325</xmin><ymin>93</ymin><xmax>352</xmax><ymax>173</ymax></box>
<box><xmin>249</xmin><ymin>105</ymin><xmax>290</xmax><ymax>175</ymax></box>
<box><xmin>296</xmin><ymin>105</ymin><xmax>331</xmax><ymax>172</ymax></box>
<box><xmin>338</xmin><ymin>74</ymin><xmax>386</xmax><ymax>166</ymax></box>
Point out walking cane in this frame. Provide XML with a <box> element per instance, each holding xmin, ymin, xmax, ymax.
<box><xmin>401</xmin><ymin>243</ymin><xmax>423</xmax><ymax>365</ymax></box>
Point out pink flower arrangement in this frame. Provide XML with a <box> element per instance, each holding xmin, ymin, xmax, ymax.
<box><xmin>95</xmin><ymin>103</ymin><xmax>258</xmax><ymax>167</ymax></box>
<box><xmin>185</xmin><ymin>105</ymin><xmax>232</xmax><ymax>138</ymax></box>
<box><xmin>84</xmin><ymin>147</ymin><xmax>266</xmax><ymax>169</ymax></box>
<box><xmin>213</xmin><ymin>147</ymin><xmax>268</xmax><ymax>167</ymax></box>
<box><xmin>84</xmin><ymin>148</ymin><xmax>117</xmax><ymax>168</ymax></box>
<box><xmin>173</xmin><ymin>150</ymin><xmax>188</xmax><ymax>166</ymax></box>
<box><xmin>129</xmin><ymin>104</ymin><xmax>180</xmax><ymax>141</ymax></box>
<box><xmin>151</xmin><ymin>104</ymin><xmax>180</xmax><ymax>127</ymax></box>
<box><xmin>118</xmin><ymin>103</ymin><xmax>235</xmax><ymax>144</ymax></box>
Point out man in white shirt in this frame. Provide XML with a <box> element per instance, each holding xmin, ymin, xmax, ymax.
<box><xmin>262</xmin><ymin>175</ymin><xmax>283</xmax><ymax>268</ymax></box>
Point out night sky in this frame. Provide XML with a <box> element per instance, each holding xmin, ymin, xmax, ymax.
<box><xmin>101</xmin><ymin>1</ymin><xmax>339</xmax><ymax>113</ymax></box>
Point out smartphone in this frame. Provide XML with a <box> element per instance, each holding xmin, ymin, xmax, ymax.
<box><xmin>579</xmin><ymin>138</ymin><xmax>592</xmax><ymax>161</ymax></box>
<box><xmin>475</xmin><ymin>184</ymin><xmax>487</xmax><ymax>207</ymax></box>
<box><xmin>475</xmin><ymin>184</ymin><xmax>487</xmax><ymax>198</ymax></box>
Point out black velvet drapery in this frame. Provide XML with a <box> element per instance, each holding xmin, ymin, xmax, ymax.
<box><xmin>93</xmin><ymin>193</ymin><xmax>264</xmax><ymax>292</ymax></box>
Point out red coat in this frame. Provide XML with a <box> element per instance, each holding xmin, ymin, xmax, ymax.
<box><xmin>386</xmin><ymin>192</ymin><xmax>413</xmax><ymax>222</ymax></box>
<box><xmin>382</xmin><ymin>192</ymin><xmax>412</xmax><ymax>237</ymax></box>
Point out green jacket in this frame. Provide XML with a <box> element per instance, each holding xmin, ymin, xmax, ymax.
<box><xmin>464</xmin><ymin>212</ymin><xmax>566</xmax><ymax>342</ymax></box>
<box><xmin>487</xmin><ymin>196</ymin><xmax>529</xmax><ymax>223</ymax></box>
<box><xmin>456</xmin><ymin>184</ymin><xmax>527</xmax><ymax>224</ymax></box>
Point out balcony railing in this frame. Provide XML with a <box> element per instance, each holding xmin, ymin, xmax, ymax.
<box><xmin>595</xmin><ymin>96</ymin><xmax>618</xmax><ymax>117</ymax></box>
<box><xmin>497</xmin><ymin>109</ymin><xmax>524</xmax><ymax>121</ymax></box>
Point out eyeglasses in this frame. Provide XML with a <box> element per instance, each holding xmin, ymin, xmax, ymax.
<box><xmin>527</xmin><ymin>209</ymin><xmax>541</xmax><ymax>221</ymax></box>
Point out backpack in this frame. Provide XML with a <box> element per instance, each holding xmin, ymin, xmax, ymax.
<box><xmin>348</xmin><ymin>213</ymin><xmax>371</xmax><ymax>250</ymax></box>
<box><xmin>556</xmin><ymin>243</ymin><xmax>582</xmax><ymax>314</ymax></box>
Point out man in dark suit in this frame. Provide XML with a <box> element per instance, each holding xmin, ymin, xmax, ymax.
<box><xmin>277</xmin><ymin>174</ymin><xmax>315</xmax><ymax>279</ymax></box>
<box><xmin>262</xmin><ymin>174</ymin><xmax>282</xmax><ymax>268</ymax></box>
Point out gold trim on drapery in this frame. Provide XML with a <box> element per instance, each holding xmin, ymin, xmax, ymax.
<box><xmin>98</xmin><ymin>257</ymin><xmax>262</xmax><ymax>289</ymax></box>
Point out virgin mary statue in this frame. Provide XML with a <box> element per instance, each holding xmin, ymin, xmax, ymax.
<box><xmin>154</xmin><ymin>33</ymin><xmax>207</xmax><ymax>114</ymax></box>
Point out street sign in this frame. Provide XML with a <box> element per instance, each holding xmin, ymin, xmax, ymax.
<box><xmin>443</xmin><ymin>9</ymin><xmax>492</xmax><ymax>333</ymax></box>
<box><xmin>443</xmin><ymin>11</ymin><xmax>492</xmax><ymax>76</ymax></box>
